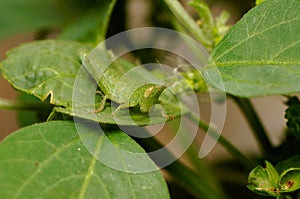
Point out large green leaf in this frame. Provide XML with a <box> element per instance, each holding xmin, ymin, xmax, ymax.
<box><xmin>0</xmin><ymin>40</ymin><xmax>93</xmax><ymax>107</ymax></box>
<box><xmin>53</xmin><ymin>89</ymin><xmax>182</xmax><ymax>126</ymax></box>
<box><xmin>0</xmin><ymin>0</ymin><xmax>63</xmax><ymax>40</ymax></box>
<box><xmin>53</xmin><ymin>62</ymin><xmax>183</xmax><ymax>125</ymax></box>
<box><xmin>203</xmin><ymin>0</ymin><xmax>300</xmax><ymax>97</ymax></box>
<box><xmin>0</xmin><ymin>0</ymin><xmax>116</xmax><ymax>41</ymax></box>
<box><xmin>0</xmin><ymin>121</ymin><xmax>170</xmax><ymax>199</ymax></box>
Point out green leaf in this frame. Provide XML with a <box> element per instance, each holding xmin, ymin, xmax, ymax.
<box><xmin>267</xmin><ymin>161</ymin><xmax>280</xmax><ymax>187</ymax></box>
<box><xmin>247</xmin><ymin>161</ymin><xmax>280</xmax><ymax>197</ymax></box>
<box><xmin>0</xmin><ymin>40</ymin><xmax>93</xmax><ymax>107</ymax></box>
<box><xmin>0</xmin><ymin>0</ymin><xmax>64</xmax><ymax>40</ymax></box>
<box><xmin>285</xmin><ymin>96</ymin><xmax>300</xmax><ymax>136</ymax></box>
<box><xmin>275</xmin><ymin>155</ymin><xmax>300</xmax><ymax>193</ymax></box>
<box><xmin>0</xmin><ymin>121</ymin><xmax>170</xmax><ymax>199</ymax></box>
<box><xmin>279</xmin><ymin>168</ymin><xmax>300</xmax><ymax>193</ymax></box>
<box><xmin>54</xmin><ymin>70</ymin><xmax>183</xmax><ymax>126</ymax></box>
<box><xmin>0</xmin><ymin>0</ymin><xmax>116</xmax><ymax>41</ymax></box>
<box><xmin>58</xmin><ymin>0</ymin><xmax>117</xmax><ymax>43</ymax></box>
<box><xmin>0</xmin><ymin>40</ymin><xmax>182</xmax><ymax>126</ymax></box>
<box><xmin>203</xmin><ymin>0</ymin><xmax>300</xmax><ymax>97</ymax></box>
<box><xmin>276</xmin><ymin>155</ymin><xmax>300</xmax><ymax>175</ymax></box>
<box><xmin>54</xmin><ymin>98</ymin><xmax>181</xmax><ymax>126</ymax></box>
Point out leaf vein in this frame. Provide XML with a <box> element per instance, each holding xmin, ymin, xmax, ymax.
<box><xmin>214</xmin><ymin>17</ymin><xmax>300</xmax><ymax>62</ymax></box>
<box><xmin>13</xmin><ymin>137</ymin><xmax>80</xmax><ymax>199</ymax></box>
<box><xmin>270</xmin><ymin>38</ymin><xmax>300</xmax><ymax>60</ymax></box>
<box><xmin>78</xmin><ymin>136</ymin><xmax>104</xmax><ymax>199</ymax></box>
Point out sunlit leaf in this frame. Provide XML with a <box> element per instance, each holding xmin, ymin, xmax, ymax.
<box><xmin>279</xmin><ymin>168</ymin><xmax>300</xmax><ymax>193</ymax></box>
<box><xmin>247</xmin><ymin>161</ymin><xmax>279</xmax><ymax>197</ymax></box>
<box><xmin>203</xmin><ymin>0</ymin><xmax>300</xmax><ymax>97</ymax></box>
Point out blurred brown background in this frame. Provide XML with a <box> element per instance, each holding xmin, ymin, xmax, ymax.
<box><xmin>0</xmin><ymin>33</ymin><xmax>35</xmax><ymax>140</ymax></box>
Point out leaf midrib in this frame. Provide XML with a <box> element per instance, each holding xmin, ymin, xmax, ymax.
<box><xmin>209</xmin><ymin>60</ymin><xmax>300</xmax><ymax>67</ymax></box>
<box><xmin>78</xmin><ymin>136</ymin><xmax>110</xmax><ymax>199</ymax></box>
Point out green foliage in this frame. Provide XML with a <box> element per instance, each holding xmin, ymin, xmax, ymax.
<box><xmin>285</xmin><ymin>96</ymin><xmax>300</xmax><ymax>136</ymax></box>
<box><xmin>0</xmin><ymin>0</ymin><xmax>116</xmax><ymax>43</ymax></box>
<box><xmin>81</xmin><ymin>49</ymin><xmax>168</xmax><ymax>113</ymax></box>
<box><xmin>248</xmin><ymin>156</ymin><xmax>300</xmax><ymax>198</ymax></box>
<box><xmin>0</xmin><ymin>0</ymin><xmax>299</xmax><ymax>198</ymax></box>
<box><xmin>276</xmin><ymin>155</ymin><xmax>300</xmax><ymax>174</ymax></box>
<box><xmin>0</xmin><ymin>40</ymin><xmax>93</xmax><ymax>107</ymax></box>
<box><xmin>180</xmin><ymin>69</ymin><xmax>207</xmax><ymax>93</ymax></box>
<box><xmin>0</xmin><ymin>40</ymin><xmax>182</xmax><ymax>125</ymax></box>
<box><xmin>248</xmin><ymin>161</ymin><xmax>279</xmax><ymax>197</ymax></box>
<box><xmin>203</xmin><ymin>0</ymin><xmax>300</xmax><ymax>97</ymax></box>
<box><xmin>189</xmin><ymin>0</ymin><xmax>230</xmax><ymax>46</ymax></box>
<box><xmin>0</xmin><ymin>121</ymin><xmax>169</xmax><ymax>199</ymax></box>
<box><xmin>0</xmin><ymin>0</ymin><xmax>64</xmax><ymax>39</ymax></box>
<box><xmin>58</xmin><ymin>0</ymin><xmax>117</xmax><ymax>43</ymax></box>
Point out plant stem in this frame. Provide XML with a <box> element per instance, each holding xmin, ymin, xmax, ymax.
<box><xmin>188</xmin><ymin>112</ymin><xmax>254</xmax><ymax>169</ymax></box>
<box><xmin>166</xmin><ymin>119</ymin><xmax>223</xmax><ymax>193</ymax></box>
<box><xmin>163</xmin><ymin>0</ymin><xmax>213</xmax><ymax>50</ymax></box>
<box><xmin>165</xmin><ymin>158</ymin><xmax>229</xmax><ymax>199</ymax></box>
<box><xmin>134</xmin><ymin>130</ymin><xmax>229</xmax><ymax>199</ymax></box>
<box><xmin>0</xmin><ymin>97</ymin><xmax>52</xmax><ymax>111</ymax></box>
<box><xmin>35</xmin><ymin>29</ymin><xmax>51</xmax><ymax>40</ymax></box>
<box><xmin>96</xmin><ymin>0</ymin><xmax>117</xmax><ymax>44</ymax></box>
<box><xmin>231</xmin><ymin>96</ymin><xmax>274</xmax><ymax>156</ymax></box>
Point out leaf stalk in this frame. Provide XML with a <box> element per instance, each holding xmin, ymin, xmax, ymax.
<box><xmin>187</xmin><ymin>112</ymin><xmax>254</xmax><ymax>169</ymax></box>
<box><xmin>0</xmin><ymin>97</ymin><xmax>52</xmax><ymax>112</ymax></box>
<box><xmin>231</xmin><ymin>96</ymin><xmax>274</xmax><ymax>156</ymax></box>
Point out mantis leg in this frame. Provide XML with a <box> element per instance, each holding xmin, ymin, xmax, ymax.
<box><xmin>111</xmin><ymin>103</ymin><xmax>130</xmax><ymax>116</ymax></box>
<box><xmin>159</xmin><ymin>101</ymin><xmax>174</xmax><ymax>120</ymax></box>
<box><xmin>95</xmin><ymin>91</ymin><xmax>109</xmax><ymax>113</ymax></box>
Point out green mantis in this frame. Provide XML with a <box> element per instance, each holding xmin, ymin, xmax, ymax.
<box><xmin>80</xmin><ymin>47</ymin><xmax>207</xmax><ymax>116</ymax></box>
<box><xmin>81</xmin><ymin>48</ymin><xmax>167</xmax><ymax>115</ymax></box>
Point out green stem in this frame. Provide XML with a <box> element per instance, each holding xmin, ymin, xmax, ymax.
<box><xmin>189</xmin><ymin>0</ymin><xmax>215</xmax><ymax>42</ymax></box>
<box><xmin>188</xmin><ymin>112</ymin><xmax>254</xmax><ymax>169</ymax></box>
<box><xmin>231</xmin><ymin>96</ymin><xmax>274</xmax><ymax>156</ymax></box>
<box><xmin>134</xmin><ymin>130</ymin><xmax>229</xmax><ymax>199</ymax></box>
<box><xmin>96</xmin><ymin>0</ymin><xmax>117</xmax><ymax>44</ymax></box>
<box><xmin>0</xmin><ymin>97</ymin><xmax>52</xmax><ymax>111</ymax></box>
<box><xmin>163</xmin><ymin>0</ymin><xmax>213</xmax><ymax>50</ymax></box>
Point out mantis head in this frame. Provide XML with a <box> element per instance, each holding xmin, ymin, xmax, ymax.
<box><xmin>134</xmin><ymin>84</ymin><xmax>167</xmax><ymax>113</ymax></box>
